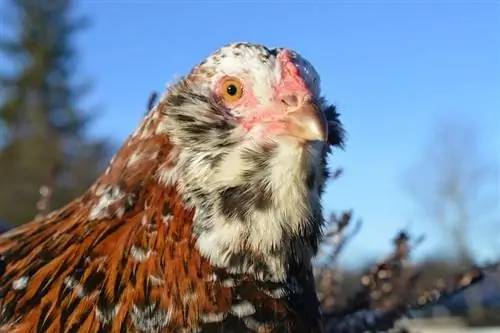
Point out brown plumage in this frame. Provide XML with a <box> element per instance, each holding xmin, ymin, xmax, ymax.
<box><xmin>0</xmin><ymin>42</ymin><xmax>345</xmax><ymax>332</ymax></box>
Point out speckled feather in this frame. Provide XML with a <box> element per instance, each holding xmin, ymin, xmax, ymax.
<box><xmin>0</xmin><ymin>42</ymin><xmax>344</xmax><ymax>333</ymax></box>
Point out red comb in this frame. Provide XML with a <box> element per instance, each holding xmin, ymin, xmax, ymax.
<box><xmin>276</xmin><ymin>49</ymin><xmax>308</xmax><ymax>93</ymax></box>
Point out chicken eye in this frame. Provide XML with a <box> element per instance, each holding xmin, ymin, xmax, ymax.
<box><xmin>220</xmin><ymin>77</ymin><xmax>243</xmax><ymax>102</ymax></box>
<box><xmin>227</xmin><ymin>84</ymin><xmax>237</xmax><ymax>96</ymax></box>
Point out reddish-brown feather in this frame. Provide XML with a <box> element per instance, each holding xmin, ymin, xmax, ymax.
<box><xmin>0</xmin><ymin>109</ymin><xmax>243</xmax><ymax>332</ymax></box>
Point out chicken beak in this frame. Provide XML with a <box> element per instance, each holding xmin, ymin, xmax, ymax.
<box><xmin>285</xmin><ymin>101</ymin><xmax>328</xmax><ymax>143</ymax></box>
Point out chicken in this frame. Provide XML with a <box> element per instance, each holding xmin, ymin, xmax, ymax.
<box><xmin>0</xmin><ymin>42</ymin><xmax>345</xmax><ymax>333</ymax></box>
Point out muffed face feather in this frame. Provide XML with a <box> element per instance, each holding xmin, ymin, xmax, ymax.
<box><xmin>153</xmin><ymin>42</ymin><xmax>345</xmax><ymax>281</ymax></box>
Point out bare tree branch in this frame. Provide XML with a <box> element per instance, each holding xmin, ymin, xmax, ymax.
<box><xmin>402</xmin><ymin>117</ymin><xmax>499</xmax><ymax>263</ymax></box>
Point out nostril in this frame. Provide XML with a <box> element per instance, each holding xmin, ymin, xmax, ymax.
<box><xmin>280</xmin><ymin>94</ymin><xmax>299</xmax><ymax>107</ymax></box>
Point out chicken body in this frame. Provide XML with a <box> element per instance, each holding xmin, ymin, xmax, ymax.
<box><xmin>0</xmin><ymin>42</ymin><xmax>344</xmax><ymax>332</ymax></box>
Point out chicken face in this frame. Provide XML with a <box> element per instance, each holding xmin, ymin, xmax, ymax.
<box><xmin>191</xmin><ymin>44</ymin><xmax>327</xmax><ymax>146</ymax></box>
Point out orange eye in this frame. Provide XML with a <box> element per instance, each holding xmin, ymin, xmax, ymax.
<box><xmin>220</xmin><ymin>77</ymin><xmax>244</xmax><ymax>102</ymax></box>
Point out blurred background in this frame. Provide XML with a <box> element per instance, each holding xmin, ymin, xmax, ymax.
<box><xmin>0</xmin><ymin>0</ymin><xmax>498</xmax><ymax>331</ymax></box>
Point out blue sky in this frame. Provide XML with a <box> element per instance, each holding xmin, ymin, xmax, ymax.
<box><xmin>6</xmin><ymin>2</ymin><xmax>500</xmax><ymax>266</ymax></box>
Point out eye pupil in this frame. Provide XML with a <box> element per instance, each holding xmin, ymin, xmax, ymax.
<box><xmin>226</xmin><ymin>84</ymin><xmax>238</xmax><ymax>96</ymax></box>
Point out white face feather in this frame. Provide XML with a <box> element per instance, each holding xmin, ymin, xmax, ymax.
<box><xmin>194</xmin><ymin>42</ymin><xmax>322</xmax><ymax>106</ymax></box>
<box><xmin>203</xmin><ymin>46</ymin><xmax>280</xmax><ymax>104</ymax></box>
